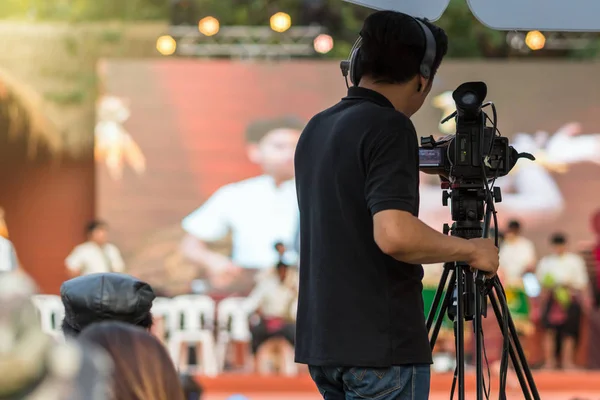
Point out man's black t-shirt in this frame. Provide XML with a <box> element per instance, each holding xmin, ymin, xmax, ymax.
<box><xmin>294</xmin><ymin>87</ymin><xmax>432</xmax><ymax>367</ymax></box>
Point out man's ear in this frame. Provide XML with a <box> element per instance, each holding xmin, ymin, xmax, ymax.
<box><xmin>418</xmin><ymin>76</ymin><xmax>430</xmax><ymax>93</ymax></box>
<box><xmin>247</xmin><ymin>143</ymin><xmax>261</xmax><ymax>164</ymax></box>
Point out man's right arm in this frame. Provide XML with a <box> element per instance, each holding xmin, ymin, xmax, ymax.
<box><xmin>365</xmin><ymin>120</ymin><xmax>498</xmax><ymax>274</ymax></box>
<box><xmin>65</xmin><ymin>246</ymin><xmax>83</xmax><ymax>277</ymax></box>
<box><xmin>181</xmin><ymin>187</ymin><xmax>232</xmax><ymax>267</ymax></box>
<box><xmin>374</xmin><ymin>210</ymin><xmax>477</xmax><ymax>265</ymax></box>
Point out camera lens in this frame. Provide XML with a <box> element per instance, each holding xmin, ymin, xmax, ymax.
<box><xmin>461</xmin><ymin>91</ymin><xmax>478</xmax><ymax>106</ymax></box>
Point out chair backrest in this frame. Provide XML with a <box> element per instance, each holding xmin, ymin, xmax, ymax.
<box><xmin>169</xmin><ymin>295</ymin><xmax>215</xmax><ymax>332</ymax></box>
<box><xmin>151</xmin><ymin>297</ymin><xmax>172</xmax><ymax>318</ymax></box>
<box><xmin>216</xmin><ymin>297</ymin><xmax>248</xmax><ymax>331</ymax></box>
<box><xmin>31</xmin><ymin>294</ymin><xmax>65</xmax><ymax>333</ymax></box>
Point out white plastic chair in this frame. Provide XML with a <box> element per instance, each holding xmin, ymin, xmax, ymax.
<box><xmin>31</xmin><ymin>294</ymin><xmax>65</xmax><ymax>340</ymax></box>
<box><xmin>150</xmin><ymin>297</ymin><xmax>172</xmax><ymax>342</ymax></box>
<box><xmin>215</xmin><ymin>297</ymin><xmax>252</xmax><ymax>372</ymax></box>
<box><xmin>167</xmin><ymin>295</ymin><xmax>218</xmax><ymax>376</ymax></box>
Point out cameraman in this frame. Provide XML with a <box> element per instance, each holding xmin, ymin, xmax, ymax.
<box><xmin>294</xmin><ymin>11</ymin><xmax>499</xmax><ymax>400</ymax></box>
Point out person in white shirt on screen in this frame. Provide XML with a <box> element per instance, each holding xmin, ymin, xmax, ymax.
<box><xmin>537</xmin><ymin>233</ymin><xmax>588</xmax><ymax>370</ymax></box>
<box><xmin>499</xmin><ymin>220</ymin><xmax>537</xmax><ymax>286</ymax></box>
<box><xmin>180</xmin><ymin>116</ymin><xmax>303</xmax><ymax>290</ymax></box>
<box><xmin>65</xmin><ymin>220</ymin><xmax>125</xmax><ymax>277</ymax></box>
<box><xmin>0</xmin><ymin>236</ymin><xmax>19</xmax><ymax>273</ymax></box>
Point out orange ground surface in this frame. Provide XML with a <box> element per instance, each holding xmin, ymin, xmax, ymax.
<box><xmin>199</xmin><ymin>371</ymin><xmax>600</xmax><ymax>400</ymax></box>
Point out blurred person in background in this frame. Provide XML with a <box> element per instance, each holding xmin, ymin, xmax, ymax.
<box><xmin>79</xmin><ymin>322</ymin><xmax>184</xmax><ymax>400</ymax></box>
<box><xmin>0</xmin><ymin>271</ymin><xmax>112</xmax><ymax>400</ymax></box>
<box><xmin>180</xmin><ymin>116</ymin><xmax>303</xmax><ymax>294</ymax></box>
<box><xmin>65</xmin><ymin>220</ymin><xmax>125</xmax><ymax>277</ymax></box>
<box><xmin>498</xmin><ymin>220</ymin><xmax>537</xmax><ymax>335</ymax></box>
<box><xmin>537</xmin><ymin>233</ymin><xmax>589</xmax><ymax>369</ymax></box>
<box><xmin>499</xmin><ymin>220</ymin><xmax>537</xmax><ymax>285</ymax></box>
<box><xmin>585</xmin><ymin>209</ymin><xmax>600</xmax><ymax>307</ymax></box>
<box><xmin>0</xmin><ymin>235</ymin><xmax>19</xmax><ymax>273</ymax></box>
<box><xmin>274</xmin><ymin>241</ymin><xmax>287</xmax><ymax>264</ymax></box>
<box><xmin>583</xmin><ymin>209</ymin><xmax>600</xmax><ymax>369</ymax></box>
<box><xmin>0</xmin><ymin>207</ymin><xmax>9</xmax><ymax>239</ymax></box>
<box><xmin>60</xmin><ymin>273</ymin><xmax>155</xmax><ymax>337</ymax></box>
<box><xmin>245</xmin><ymin>262</ymin><xmax>298</xmax><ymax>368</ymax></box>
<box><xmin>179</xmin><ymin>374</ymin><xmax>204</xmax><ymax>400</ymax></box>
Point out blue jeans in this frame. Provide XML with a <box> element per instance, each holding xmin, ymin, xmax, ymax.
<box><xmin>308</xmin><ymin>365</ymin><xmax>430</xmax><ymax>400</ymax></box>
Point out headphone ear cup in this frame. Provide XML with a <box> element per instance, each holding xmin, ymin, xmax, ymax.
<box><xmin>349</xmin><ymin>47</ymin><xmax>361</xmax><ymax>86</ymax></box>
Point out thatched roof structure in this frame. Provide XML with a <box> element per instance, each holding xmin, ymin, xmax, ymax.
<box><xmin>0</xmin><ymin>22</ymin><xmax>164</xmax><ymax>159</ymax></box>
<box><xmin>0</xmin><ymin>67</ymin><xmax>62</xmax><ymax>158</ymax></box>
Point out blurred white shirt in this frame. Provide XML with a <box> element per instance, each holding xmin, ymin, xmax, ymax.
<box><xmin>536</xmin><ymin>252</ymin><xmax>588</xmax><ymax>290</ymax></box>
<box><xmin>65</xmin><ymin>241</ymin><xmax>125</xmax><ymax>275</ymax></box>
<box><xmin>182</xmin><ymin>175</ymin><xmax>299</xmax><ymax>269</ymax></box>
<box><xmin>499</xmin><ymin>236</ymin><xmax>537</xmax><ymax>285</ymax></box>
<box><xmin>0</xmin><ymin>237</ymin><xmax>19</xmax><ymax>272</ymax></box>
<box><xmin>244</xmin><ymin>269</ymin><xmax>298</xmax><ymax>320</ymax></box>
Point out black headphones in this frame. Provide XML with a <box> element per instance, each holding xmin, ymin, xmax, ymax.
<box><xmin>340</xmin><ymin>17</ymin><xmax>437</xmax><ymax>87</ymax></box>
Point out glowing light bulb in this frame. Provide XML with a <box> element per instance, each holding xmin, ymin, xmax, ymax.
<box><xmin>525</xmin><ymin>30</ymin><xmax>546</xmax><ymax>51</ymax></box>
<box><xmin>314</xmin><ymin>34</ymin><xmax>334</xmax><ymax>54</ymax></box>
<box><xmin>198</xmin><ymin>16</ymin><xmax>220</xmax><ymax>36</ymax></box>
<box><xmin>156</xmin><ymin>35</ymin><xmax>176</xmax><ymax>56</ymax></box>
<box><xmin>270</xmin><ymin>12</ymin><xmax>292</xmax><ymax>33</ymax></box>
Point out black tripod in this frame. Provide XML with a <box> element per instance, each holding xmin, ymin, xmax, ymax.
<box><xmin>426</xmin><ymin>181</ymin><xmax>540</xmax><ymax>400</ymax></box>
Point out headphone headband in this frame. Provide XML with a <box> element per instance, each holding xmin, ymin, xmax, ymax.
<box><xmin>340</xmin><ymin>16</ymin><xmax>437</xmax><ymax>86</ymax></box>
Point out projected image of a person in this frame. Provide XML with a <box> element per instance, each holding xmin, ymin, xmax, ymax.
<box><xmin>294</xmin><ymin>11</ymin><xmax>499</xmax><ymax>399</ymax></box>
<box><xmin>180</xmin><ymin>116</ymin><xmax>303</xmax><ymax>292</ymax></box>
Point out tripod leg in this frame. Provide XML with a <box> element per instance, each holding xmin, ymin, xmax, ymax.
<box><xmin>474</xmin><ymin>281</ymin><xmax>484</xmax><ymax>400</ymax></box>
<box><xmin>455</xmin><ymin>268</ymin><xmax>466</xmax><ymax>400</ymax></box>
<box><xmin>429</xmin><ymin>271</ymin><xmax>456</xmax><ymax>350</ymax></box>
<box><xmin>488</xmin><ymin>289</ymin><xmax>535</xmax><ymax>400</ymax></box>
<box><xmin>491</xmin><ymin>280</ymin><xmax>541</xmax><ymax>399</ymax></box>
<box><xmin>427</xmin><ymin>263</ymin><xmax>452</xmax><ymax>331</ymax></box>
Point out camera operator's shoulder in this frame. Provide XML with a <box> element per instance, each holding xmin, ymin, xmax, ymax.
<box><xmin>370</xmin><ymin>110</ymin><xmax>417</xmax><ymax>140</ymax></box>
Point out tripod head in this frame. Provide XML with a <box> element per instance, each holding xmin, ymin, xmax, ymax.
<box><xmin>441</xmin><ymin>179</ymin><xmax>498</xmax><ymax>322</ymax></box>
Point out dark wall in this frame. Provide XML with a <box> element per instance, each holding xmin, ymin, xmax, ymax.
<box><xmin>0</xmin><ymin>134</ymin><xmax>94</xmax><ymax>294</ymax></box>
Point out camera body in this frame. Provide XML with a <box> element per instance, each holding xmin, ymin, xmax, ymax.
<box><xmin>418</xmin><ymin>81</ymin><xmax>528</xmax><ymax>182</ymax></box>
<box><xmin>419</xmin><ymin>127</ymin><xmax>510</xmax><ymax>181</ymax></box>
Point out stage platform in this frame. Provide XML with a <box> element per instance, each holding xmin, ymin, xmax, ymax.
<box><xmin>199</xmin><ymin>371</ymin><xmax>600</xmax><ymax>399</ymax></box>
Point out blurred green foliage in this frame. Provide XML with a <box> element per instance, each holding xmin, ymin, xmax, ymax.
<box><xmin>0</xmin><ymin>0</ymin><xmax>597</xmax><ymax>59</ymax></box>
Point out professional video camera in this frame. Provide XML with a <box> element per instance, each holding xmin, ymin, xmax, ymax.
<box><xmin>419</xmin><ymin>81</ymin><xmax>541</xmax><ymax>400</ymax></box>
<box><xmin>419</xmin><ymin>81</ymin><xmax>533</xmax><ymax>181</ymax></box>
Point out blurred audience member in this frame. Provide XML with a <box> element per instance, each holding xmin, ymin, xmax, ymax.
<box><xmin>499</xmin><ymin>220</ymin><xmax>537</xmax><ymax>286</ymax></box>
<box><xmin>65</xmin><ymin>220</ymin><xmax>125</xmax><ymax>277</ymax></box>
<box><xmin>0</xmin><ymin>207</ymin><xmax>9</xmax><ymax>239</ymax></box>
<box><xmin>180</xmin><ymin>116</ymin><xmax>303</xmax><ymax>293</ymax></box>
<box><xmin>586</xmin><ymin>209</ymin><xmax>600</xmax><ymax>308</ymax></box>
<box><xmin>498</xmin><ymin>221</ymin><xmax>536</xmax><ymax>335</ymax></box>
<box><xmin>179</xmin><ymin>373</ymin><xmax>203</xmax><ymax>400</ymax></box>
<box><xmin>0</xmin><ymin>235</ymin><xmax>19</xmax><ymax>272</ymax></box>
<box><xmin>79</xmin><ymin>322</ymin><xmax>184</xmax><ymax>400</ymax></box>
<box><xmin>245</xmin><ymin>262</ymin><xmax>298</xmax><ymax>357</ymax></box>
<box><xmin>274</xmin><ymin>241</ymin><xmax>286</xmax><ymax>263</ymax></box>
<box><xmin>537</xmin><ymin>233</ymin><xmax>588</xmax><ymax>369</ymax></box>
<box><xmin>0</xmin><ymin>271</ymin><xmax>112</xmax><ymax>399</ymax></box>
<box><xmin>60</xmin><ymin>273</ymin><xmax>155</xmax><ymax>337</ymax></box>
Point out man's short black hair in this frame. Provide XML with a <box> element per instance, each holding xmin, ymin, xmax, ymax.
<box><xmin>245</xmin><ymin>115</ymin><xmax>304</xmax><ymax>143</ymax></box>
<box><xmin>551</xmin><ymin>233</ymin><xmax>567</xmax><ymax>245</ymax></box>
<box><xmin>86</xmin><ymin>220</ymin><xmax>107</xmax><ymax>235</ymax></box>
<box><xmin>274</xmin><ymin>241</ymin><xmax>285</xmax><ymax>250</ymax></box>
<box><xmin>507</xmin><ymin>220</ymin><xmax>521</xmax><ymax>231</ymax></box>
<box><xmin>357</xmin><ymin>10</ymin><xmax>448</xmax><ymax>84</ymax></box>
